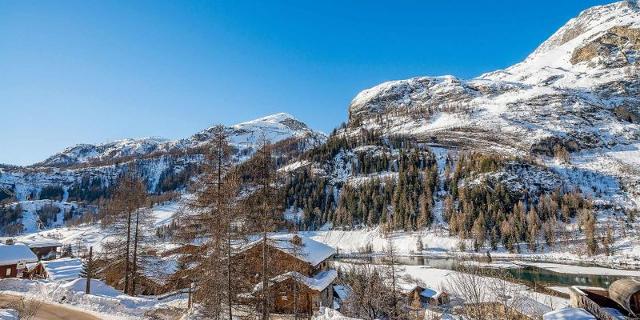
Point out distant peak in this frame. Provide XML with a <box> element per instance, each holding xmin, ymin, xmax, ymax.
<box><xmin>238</xmin><ymin>112</ymin><xmax>297</xmax><ymax>125</ymax></box>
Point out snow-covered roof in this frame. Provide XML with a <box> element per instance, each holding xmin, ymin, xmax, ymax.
<box><xmin>334</xmin><ymin>284</ymin><xmax>352</xmax><ymax>301</ymax></box>
<box><xmin>17</xmin><ymin>237</ymin><xmax>63</xmax><ymax>248</ymax></box>
<box><xmin>601</xmin><ymin>307</ymin><xmax>627</xmax><ymax>320</ymax></box>
<box><xmin>0</xmin><ymin>309</ymin><xmax>18</xmax><ymax>320</ymax></box>
<box><xmin>419</xmin><ymin>287</ymin><xmax>441</xmax><ymax>299</ymax></box>
<box><xmin>41</xmin><ymin>258</ymin><xmax>83</xmax><ymax>281</ymax></box>
<box><xmin>253</xmin><ymin>269</ymin><xmax>337</xmax><ymax>293</ymax></box>
<box><xmin>0</xmin><ymin>244</ymin><xmax>38</xmax><ymax>265</ymax></box>
<box><xmin>515</xmin><ymin>296</ymin><xmax>553</xmax><ymax>318</ymax></box>
<box><xmin>241</xmin><ymin>234</ymin><xmax>336</xmax><ymax>266</ymax></box>
<box><xmin>543</xmin><ymin>308</ymin><xmax>596</xmax><ymax>320</ymax></box>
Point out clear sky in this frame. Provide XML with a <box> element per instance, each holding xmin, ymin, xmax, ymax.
<box><xmin>0</xmin><ymin>0</ymin><xmax>613</xmax><ymax>165</ymax></box>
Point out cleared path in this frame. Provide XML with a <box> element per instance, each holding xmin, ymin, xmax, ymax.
<box><xmin>0</xmin><ymin>294</ymin><xmax>102</xmax><ymax>320</ymax></box>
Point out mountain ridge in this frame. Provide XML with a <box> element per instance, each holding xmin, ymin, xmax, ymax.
<box><xmin>35</xmin><ymin>113</ymin><xmax>325</xmax><ymax>168</ymax></box>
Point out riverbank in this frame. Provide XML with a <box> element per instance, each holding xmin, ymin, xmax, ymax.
<box><xmin>303</xmin><ymin>227</ymin><xmax>640</xmax><ymax>270</ymax></box>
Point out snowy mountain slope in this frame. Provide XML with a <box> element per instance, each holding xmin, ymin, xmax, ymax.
<box><xmin>348</xmin><ymin>1</ymin><xmax>640</xmax><ymax>156</ymax></box>
<box><xmin>345</xmin><ymin>0</ymin><xmax>640</xmax><ymax>211</ymax></box>
<box><xmin>0</xmin><ymin>114</ymin><xmax>325</xmax><ymax>233</ymax></box>
<box><xmin>38</xmin><ymin>113</ymin><xmax>325</xmax><ymax>167</ymax></box>
<box><xmin>0</xmin><ymin>113</ymin><xmax>324</xmax><ymax>199</ymax></box>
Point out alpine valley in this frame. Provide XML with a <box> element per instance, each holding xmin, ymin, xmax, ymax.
<box><xmin>1</xmin><ymin>1</ymin><xmax>640</xmax><ymax>319</ymax></box>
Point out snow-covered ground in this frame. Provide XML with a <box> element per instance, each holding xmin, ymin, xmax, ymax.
<box><xmin>304</xmin><ymin>227</ymin><xmax>640</xmax><ymax>269</ymax></box>
<box><xmin>515</xmin><ymin>262</ymin><xmax>640</xmax><ymax>277</ymax></box>
<box><xmin>0</xmin><ymin>278</ymin><xmax>186</xmax><ymax>320</ymax></box>
<box><xmin>0</xmin><ymin>309</ymin><xmax>18</xmax><ymax>320</ymax></box>
<box><xmin>336</xmin><ymin>262</ymin><xmax>568</xmax><ymax>319</ymax></box>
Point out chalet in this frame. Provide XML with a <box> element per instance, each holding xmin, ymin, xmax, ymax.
<box><xmin>405</xmin><ymin>285</ymin><xmax>449</xmax><ymax>310</ymax></box>
<box><xmin>251</xmin><ymin>270</ymin><xmax>337</xmax><ymax>314</ymax></box>
<box><xmin>19</xmin><ymin>238</ymin><xmax>63</xmax><ymax>260</ymax></box>
<box><xmin>234</xmin><ymin>234</ymin><xmax>337</xmax><ymax>315</ymax></box>
<box><xmin>567</xmin><ymin>278</ymin><xmax>640</xmax><ymax>319</ymax></box>
<box><xmin>0</xmin><ymin>244</ymin><xmax>38</xmax><ymax>279</ymax></box>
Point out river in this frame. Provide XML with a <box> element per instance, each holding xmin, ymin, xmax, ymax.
<box><xmin>336</xmin><ymin>255</ymin><xmax>628</xmax><ymax>289</ymax></box>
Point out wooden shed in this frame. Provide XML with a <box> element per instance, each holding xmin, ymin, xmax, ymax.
<box><xmin>608</xmin><ymin>278</ymin><xmax>640</xmax><ymax>316</ymax></box>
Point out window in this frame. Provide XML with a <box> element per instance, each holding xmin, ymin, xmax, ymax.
<box><xmin>5</xmin><ymin>268</ymin><xmax>11</xmax><ymax>276</ymax></box>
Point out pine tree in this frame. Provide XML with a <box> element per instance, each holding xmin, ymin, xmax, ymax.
<box><xmin>582</xmin><ymin>208</ymin><xmax>598</xmax><ymax>256</ymax></box>
<box><xmin>249</xmin><ymin>138</ymin><xmax>281</xmax><ymax>320</ymax></box>
<box><xmin>602</xmin><ymin>223</ymin><xmax>614</xmax><ymax>256</ymax></box>
<box><xmin>527</xmin><ymin>207</ymin><xmax>539</xmax><ymax>252</ymax></box>
<box><xmin>176</xmin><ymin>125</ymin><xmax>242</xmax><ymax>319</ymax></box>
<box><xmin>417</xmin><ymin>193</ymin><xmax>432</xmax><ymax>229</ymax></box>
<box><xmin>101</xmin><ymin>174</ymin><xmax>148</xmax><ymax>295</ymax></box>
<box><xmin>471</xmin><ymin>214</ymin><xmax>486</xmax><ymax>252</ymax></box>
<box><xmin>79</xmin><ymin>246</ymin><xmax>96</xmax><ymax>294</ymax></box>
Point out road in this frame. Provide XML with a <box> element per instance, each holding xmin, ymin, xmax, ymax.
<box><xmin>0</xmin><ymin>294</ymin><xmax>103</xmax><ymax>320</ymax></box>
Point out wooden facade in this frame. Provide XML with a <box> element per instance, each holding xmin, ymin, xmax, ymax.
<box><xmin>29</xmin><ymin>245</ymin><xmax>60</xmax><ymax>260</ymax></box>
<box><xmin>233</xmin><ymin>240</ymin><xmax>321</xmax><ymax>295</ymax></box>
<box><xmin>0</xmin><ymin>264</ymin><xmax>18</xmax><ymax>279</ymax></box>
<box><xmin>0</xmin><ymin>244</ymin><xmax>39</xmax><ymax>279</ymax></box>
<box><xmin>233</xmin><ymin>236</ymin><xmax>337</xmax><ymax>315</ymax></box>
<box><xmin>266</xmin><ymin>277</ymin><xmax>334</xmax><ymax>315</ymax></box>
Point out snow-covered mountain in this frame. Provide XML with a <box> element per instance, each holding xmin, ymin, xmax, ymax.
<box><xmin>38</xmin><ymin>113</ymin><xmax>325</xmax><ymax>167</ymax></box>
<box><xmin>349</xmin><ymin>1</ymin><xmax>639</xmax><ymax>154</ymax></box>
<box><xmin>0</xmin><ymin>113</ymin><xmax>325</xmax><ymax>204</ymax></box>
<box><xmin>345</xmin><ymin>0</ymin><xmax>640</xmax><ymax>208</ymax></box>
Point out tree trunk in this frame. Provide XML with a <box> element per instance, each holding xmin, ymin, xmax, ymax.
<box><xmin>261</xmin><ymin>232</ymin><xmax>269</xmax><ymax>320</ymax></box>
<box><xmin>124</xmin><ymin>210</ymin><xmax>132</xmax><ymax>295</ymax></box>
<box><xmin>131</xmin><ymin>210</ymin><xmax>141</xmax><ymax>296</ymax></box>
<box><xmin>85</xmin><ymin>246</ymin><xmax>92</xmax><ymax>294</ymax></box>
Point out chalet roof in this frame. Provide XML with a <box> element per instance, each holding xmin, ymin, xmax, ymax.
<box><xmin>253</xmin><ymin>269</ymin><xmax>338</xmax><ymax>293</ymax></box>
<box><xmin>0</xmin><ymin>244</ymin><xmax>38</xmax><ymax>266</ymax></box>
<box><xmin>334</xmin><ymin>284</ymin><xmax>352</xmax><ymax>301</ymax></box>
<box><xmin>17</xmin><ymin>237</ymin><xmax>63</xmax><ymax>248</ymax></box>
<box><xmin>42</xmin><ymin>258</ymin><xmax>83</xmax><ymax>281</ymax></box>
<box><xmin>241</xmin><ymin>234</ymin><xmax>336</xmax><ymax>267</ymax></box>
<box><xmin>542</xmin><ymin>308</ymin><xmax>596</xmax><ymax>320</ymax></box>
<box><xmin>420</xmin><ymin>288</ymin><xmax>441</xmax><ymax>299</ymax></box>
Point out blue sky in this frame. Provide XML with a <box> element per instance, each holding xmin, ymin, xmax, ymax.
<box><xmin>0</xmin><ymin>0</ymin><xmax>612</xmax><ymax>165</ymax></box>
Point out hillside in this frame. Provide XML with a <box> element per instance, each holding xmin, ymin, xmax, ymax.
<box><xmin>342</xmin><ymin>0</ymin><xmax>639</xmax><ymax>209</ymax></box>
<box><xmin>272</xmin><ymin>1</ymin><xmax>640</xmax><ymax>263</ymax></box>
<box><xmin>0</xmin><ymin>113</ymin><xmax>325</xmax><ymax>233</ymax></box>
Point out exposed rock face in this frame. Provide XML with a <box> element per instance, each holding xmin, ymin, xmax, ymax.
<box><xmin>571</xmin><ymin>26</ymin><xmax>640</xmax><ymax>66</ymax></box>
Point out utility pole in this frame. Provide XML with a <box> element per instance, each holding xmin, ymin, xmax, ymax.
<box><xmin>85</xmin><ymin>246</ymin><xmax>93</xmax><ymax>294</ymax></box>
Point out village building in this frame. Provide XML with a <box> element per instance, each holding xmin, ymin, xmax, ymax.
<box><xmin>0</xmin><ymin>243</ymin><xmax>38</xmax><ymax>279</ymax></box>
<box><xmin>566</xmin><ymin>277</ymin><xmax>640</xmax><ymax>319</ymax></box>
<box><xmin>18</xmin><ymin>238</ymin><xmax>63</xmax><ymax>260</ymax></box>
<box><xmin>405</xmin><ymin>285</ymin><xmax>449</xmax><ymax>310</ymax></box>
<box><xmin>234</xmin><ymin>234</ymin><xmax>337</xmax><ymax>315</ymax></box>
